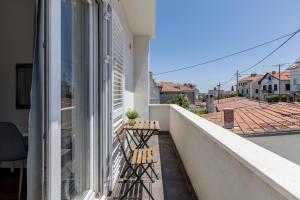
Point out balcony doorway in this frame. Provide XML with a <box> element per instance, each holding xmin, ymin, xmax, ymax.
<box><xmin>0</xmin><ymin>0</ymin><xmax>35</xmax><ymax>199</ymax></box>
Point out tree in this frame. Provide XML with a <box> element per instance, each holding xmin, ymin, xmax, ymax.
<box><xmin>167</xmin><ymin>93</ymin><xmax>191</xmax><ymax>108</ymax></box>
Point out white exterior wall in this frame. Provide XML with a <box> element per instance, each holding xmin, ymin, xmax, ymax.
<box><xmin>238</xmin><ymin>81</ymin><xmax>251</xmax><ymax>98</ymax></box>
<box><xmin>0</xmin><ymin>0</ymin><xmax>34</xmax><ymax>133</ymax></box>
<box><xmin>249</xmin><ymin>134</ymin><xmax>300</xmax><ymax>166</ymax></box>
<box><xmin>133</xmin><ymin>36</ymin><xmax>150</xmax><ymax>119</ymax></box>
<box><xmin>259</xmin><ymin>75</ymin><xmax>290</xmax><ymax>100</ymax></box>
<box><xmin>290</xmin><ymin>68</ymin><xmax>300</xmax><ymax>92</ymax></box>
<box><xmin>149</xmin><ymin>104</ymin><xmax>300</xmax><ymax>200</ymax></box>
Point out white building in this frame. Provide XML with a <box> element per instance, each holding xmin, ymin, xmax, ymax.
<box><xmin>149</xmin><ymin>72</ymin><xmax>160</xmax><ymax>104</ymax></box>
<box><xmin>258</xmin><ymin>71</ymin><xmax>291</xmax><ymax>100</ymax></box>
<box><xmin>238</xmin><ymin>74</ymin><xmax>262</xmax><ymax>99</ymax></box>
<box><xmin>287</xmin><ymin>59</ymin><xmax>300</xmax><ymax>100</ymax></box>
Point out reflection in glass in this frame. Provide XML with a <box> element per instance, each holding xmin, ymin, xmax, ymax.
<box><xmin>61</xmin><ymin>0</ymin><xmax>91</xmax><ymax>199</ymax></box>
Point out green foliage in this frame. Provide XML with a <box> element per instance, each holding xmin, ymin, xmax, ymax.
<box><xmin>167</xmin><ymin>93</ymin><xmax>191</xmax><ymax>108</ymax></box>
<box><xmin>190</xmin><ymin>109</ymin><xmax>207</xmax><ymax>116</ymax></box>
<box><xmin>266</xmin><ymin>95</ymin><xmax>288</xmax><ymax>103</ymax></box>
<box><xmin>280</xmin><ymin>95</ymin><xmax>288</xmax><ymax>102</ymax></box>
<box><xmin>230</xmin><ymin>92</ymin><xmax>236</xmax><ymax>97</ymax></box>
<box><xmin>199</xmin><ymin>96</ymin><xmax>206</xmax><ymax>102</ymax></box>
<box><xmin>125</xmin><ymin>110</ymin><xmax>139</xmax><ymax>119</ymax></box>
<box><xmin>266</xmin><ymin>95</ymin><xmax>280</xmax><ymax>102</ymax></box>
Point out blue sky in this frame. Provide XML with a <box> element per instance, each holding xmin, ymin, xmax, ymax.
<box><xmin>150</xmin><ymin>0</ymin><xmax>300</xmax><ymax>93</ymax></box>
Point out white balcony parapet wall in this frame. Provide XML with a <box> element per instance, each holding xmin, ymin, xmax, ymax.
<box><xmin>149</xmin><ymin>104</ymin><xmax>300</xmax><ymax>200</ymax></box>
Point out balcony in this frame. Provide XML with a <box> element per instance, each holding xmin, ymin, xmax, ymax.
<box><xmin>145</xmin><ymin>104</ymin><xmax>300</xmax><ymax>200</ymax></box>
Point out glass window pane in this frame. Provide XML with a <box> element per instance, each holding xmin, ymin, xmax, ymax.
<box><xmin>61</xmin><ymin>0</ymin><xmax>91</xmax><ymax>199</ymax></box>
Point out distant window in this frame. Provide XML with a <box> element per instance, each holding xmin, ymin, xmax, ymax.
<box><xmin>263</xmin><ymin>85</ymin><xmax>266</xmax><ymax>91</ymax></box>
<box><xmin>255</xmin><ymin>89</ymin><xmax>258</xmax><ymax>94</ymax></box>
<box><xmin>274</xmin><ymin>84</ymin><xmax>278</xmax><ymax>91</ymax></box>
<box><xmin>268</xmin><ymin>85</ymin><xmax>272</xmax><ymax>92</ymax></box>
<box><xmin>286</xmin><ymin>84</ymin><xmax>290</xmax><ymax>91</ymax></box>
<box><xmin>294</xmin><ymin>78</ymin><xmax>298</xmax><ymax>85</ymax></box>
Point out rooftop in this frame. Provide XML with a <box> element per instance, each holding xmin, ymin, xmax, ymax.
<box><xmin>203</xmin><ymin>98</ymin><xmax>300</xmax><ymax>136</ymax></box>
<box><xmin>159</xmin><ymin>82</ymin><xmax>196</xmax><ymax>93</ymax></box>
<box><xmin>239</xmin><ymin>74</ymin><xmax>263</xmax><ymax>82</ymax></box>
<box><xmin>258</xmin><ymin>71</ymin><xmax>291</xmax><ymax>83</ymax></box>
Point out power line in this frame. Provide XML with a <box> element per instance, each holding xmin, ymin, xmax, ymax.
<box><xmin>153</xmin><ymin>30</ymin><xmax>299</xmax><ymax>76</ymax></box>
<box><xmin>218</xmin><ymin>28</ymin><xmax>300</xmax><ymax>90</ymax></box>
<box><xmin>239</xmin><ymin>29</ymin><xmax>300</xmax><ymax>74</ymax></box>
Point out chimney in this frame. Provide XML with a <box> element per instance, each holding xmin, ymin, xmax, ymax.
<box><xmin>206</xmin><ymin>94</ymin><xmax>214</xmax><ymax>113</ymax></box>
<box><xmin>272</xmin><ymin>71</ymin><xmax>276</xmax><ymax>74</ymax></box>
<box><xmin>224</xmin><ymin>108</ymin><xmax>234</xmax><ymax>129</ymax></box>
<box><xmin>250</xmin><ymin>73</ymin><xmax>257</xmax><ymax>77</ymax></box>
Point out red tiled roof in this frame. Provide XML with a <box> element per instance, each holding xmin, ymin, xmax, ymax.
<box><xmin>203</xmin><ymin>98</ymin><xmax>300</xmax><ymax>135</ymax></box>
<box><xmin>160</xmin><ymin>82</ymin><xmax>196</xmax><ymax>93</ymax></box>
<box><xmin>271</xmin><ymin>71</ymin><xmax>291</xmax><ymax>81</ymax></box>
<box><xmin>239</xmin><ymin>74</ymin><xmax>263</xmax><ymax>82</ymax></box>
<box><xmin>258</xmin><ymin>71</ymin><xmax>291</xmax><ymax>83</ymax></box>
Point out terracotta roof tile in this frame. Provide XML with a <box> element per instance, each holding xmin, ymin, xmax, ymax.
<box><xmin>239</xmin><ymin>74</ymin><xmax>263</xmax><ymax>82</ymax></box>
<box><xmin>160</xmin><ymin>82</ymin><xmax>196</xmax><ymax>93</ymax></box>
<box><xmin>203</xmin><ymin>97</ymin><xmax>300</xmax><ymax>135</ymax></box>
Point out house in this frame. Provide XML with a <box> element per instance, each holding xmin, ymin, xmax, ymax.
<box><xmin>2</xmin><ymin>1</ymin><xmax>300</xmax><ymax>200</ymax></box>
<box><xmin>238</xmin><ymin>73</ymin><xmax>262</xmax><ymax>99</ymax></box>
<box><xmin>287</xmin><ymin>58</ymin><xmax>300</xmax><ymax>101</ymax></box>
<box><xmin>159</xmin><ymin>82</ymin><xmax>197</xmax><ymax>104</ymax></box>
<box><xmin>149</xmin><ymin>72</ymin><xmax>161</xmax><ymax>104</ymax></box>
<box><xmin>258</xmin><ymin>71</ymin><xmax>291</xmax><ymax>100</ymax></box>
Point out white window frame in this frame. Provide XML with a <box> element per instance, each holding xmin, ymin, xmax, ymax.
<box><xmin>46</xmin><ymin>0</ymin><xmax>61</xmax><ymax>199</ymax></box>
<box><xmin>101</xmin><ymin>2</ymin><xmax>113</xmax><ymax>196</ymax></box>
<box><xmin>46</xmin><ymin>0</ymin><xmax>100</xmax><ymax>199</ymax></box>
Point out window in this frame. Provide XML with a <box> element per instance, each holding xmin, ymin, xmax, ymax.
<box><xmin>294</xmin><ymin>78</ymin><xmax>298</xmax><ymax>85</ymax></box>
<box><xmin>263</xmin><ymin>85</ymin><xmax>266</xmax><ymax>91</ymax></box>
<box><xmin>268</xmin><ymin>76</ymin><xmax>272</xmax><ymax>81</ymax></box>
<box><xmin>246</xmin><ymin>89</ymin><xmax>248</xmax><ymax>94</ymax></box>
<box><xmin>255</xmin><ymin>89</ymin><xmax>258</xmax><ymax>94</ymax></box>
<box><xmin>286</xmin><ymin>84</ymin><xmax>290</xmax><ymax>91</ymax></box>
<box><xmin>274</xmin><ymin>84</ymin><xmax>278</xmax><ymax>91</ymax></box>
<box><xmin>268</xmin><ymin>85</ymin><xmax>272</xmax><ymax>92</ymax></box>
<box><xmin>242</xmin><ymin>89</ymin><xmax>244</xmax><ymax>94</ymax></box>
<box><xmin>61</xmin><ymin>1</ymin><xmax>95</xmax><ymax>199</ymax></box>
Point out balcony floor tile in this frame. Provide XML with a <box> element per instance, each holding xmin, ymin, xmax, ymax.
<box><xmin>110</xmin><ymin>132</ymin><xmax>197</xmax><ymax>200</ymax></box>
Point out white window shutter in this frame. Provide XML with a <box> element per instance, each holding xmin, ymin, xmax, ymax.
<box><xmin>111</xmin><ymin>10</ymin><xmax>125</xmax><ymax>187</ymax></box>
<box><xmin>112</xmin><ymin>11</ymin><xmax>124</xmax><ymax>130</ymax></box>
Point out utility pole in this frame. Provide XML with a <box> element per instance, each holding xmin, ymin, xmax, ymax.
<box><xmin>236</xmin><ymin>70</ymin><xmax>239</xmax><ymax>97</ymax></box>
<box><xmin>217</xmin><ymin>83</ymin><xmax>221</xmax><ymax>104</ymax></box>
<box><xmin>278</xmin><ymin>64</ymin><xmax>282</xmax><ymax>100</ymax></box>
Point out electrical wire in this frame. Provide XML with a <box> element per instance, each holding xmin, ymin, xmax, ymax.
<box><xmin>239</xmin><ymin>29</ymin><xmax>300</xmax><ymax>74</ymax></box>
<box><xmin>153</xmin><ymin>30</ymin><xmax>299</xmax><ymax>76</ymax></box>
<box><xmin>218</xmin><ymin>29</ymin><xmax>300</xmax><ymax>89</ymax></box>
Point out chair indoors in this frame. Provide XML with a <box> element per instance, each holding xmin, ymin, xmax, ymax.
<box><xmin>0</xmin><ymin>122</ymin><xmax>28</xmax><ymax>200</ymax></box>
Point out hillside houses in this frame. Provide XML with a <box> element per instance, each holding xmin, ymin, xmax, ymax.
<box><xmin>238</xmin><ymin>73</ymin><xmax>262</xmax><ymax>99</ymax></box>
<box><xmin>236</xmin><ymin>59</ymin><xmax>300</xmax><ymax>102</ymax></box>
<box><xmin>149</xmin><ymin>73</ymin><xmax>199</xmax><ymax>104</ymax></box>
<box><xmin>258</xmin><ymin>71</ymin><xmax>291</xmax><ymax>100</ymax></box>
<box><xmin>159</xmin><ymin>82</ymin><xmax>198</xmax><ymax>104</ymax></box>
